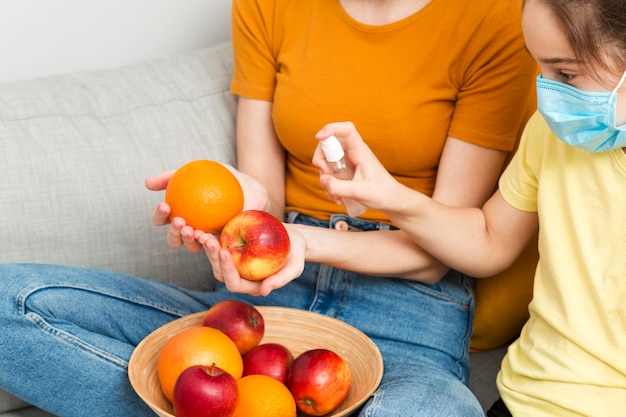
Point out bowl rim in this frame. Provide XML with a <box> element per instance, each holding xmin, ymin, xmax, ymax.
<box><xmin>128</xmin><ymin>306</ymin><xmax>384</xmax><ymax>417</ymax></box>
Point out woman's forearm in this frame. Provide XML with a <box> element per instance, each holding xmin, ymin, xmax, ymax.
<box><xmin>236</xmin><ymin>97</ymin><xmax>286</xmax><ymax>218</ymax></box>
<box><xmin>289</xmin><ymin>223</ymin><xmax>450</xmax><ymax>283</ymax></box>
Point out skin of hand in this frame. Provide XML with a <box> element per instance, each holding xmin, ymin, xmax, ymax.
<box><xmin>194</xmin><ymin>226</ymin><xmax>305</xmax><ymax>296</ymax></box>
<box><xmin>312</xmin><ymin>122</ymin><xmax>400</xmax><ymax>212</ymax></box>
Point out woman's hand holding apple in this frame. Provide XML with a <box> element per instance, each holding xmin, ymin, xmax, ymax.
<box><xmin>198</xmin><ymin>221</ymin><xmax>306</xmax><ymax>297</ymax></box>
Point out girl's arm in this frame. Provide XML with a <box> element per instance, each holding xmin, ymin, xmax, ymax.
<box><xmin>390</xmin><ymin>187</ymin><xmax>538</xmax><ymax>277</ymax></box>
<box><xmin>315</xmin><ymin>123</ymin><xmax>539</xmax><ymax>277</ymax></box>
<box><xmin>297</xmin><ymin>135</ymin><xmax>509</xmax><ymax>281</ymax></box>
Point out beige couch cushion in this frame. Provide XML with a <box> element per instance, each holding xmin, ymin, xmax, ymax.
<box><xmin>0</xmin><ymin>42</ymin><xmax>236</xmax><ymax>292</ymax></box>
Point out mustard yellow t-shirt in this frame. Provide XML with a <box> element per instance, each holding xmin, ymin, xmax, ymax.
<box><xmin>498</xmin><ymin>112</ymin><xmax>626</xmax><ymax>416</ymax></box>
<box><xmin>230</xmin><ymin>0</ymin><xmax>537</xmax><ymax>222</ymax></box>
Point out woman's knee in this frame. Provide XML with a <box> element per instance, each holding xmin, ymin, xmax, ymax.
<box><xmin>360</xmin><ymin>360</ymin><xmax>483</xmax><ymax>417</ymax></box>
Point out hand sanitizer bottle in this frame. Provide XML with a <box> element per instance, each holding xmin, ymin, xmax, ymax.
<box><xmin>320</xmin><ymin>135</ymin><xmax>366</xmax><ymax>217</ymax></box>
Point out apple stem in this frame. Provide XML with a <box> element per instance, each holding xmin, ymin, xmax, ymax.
<box><xmin>226</xmin><ymin>236</ymin><xmax>246</xmax><ymax>249</ymax></box>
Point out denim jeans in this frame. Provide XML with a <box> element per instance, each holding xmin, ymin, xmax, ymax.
<box><xmin>0</xmin><ymin>213</ymin><xmax>483</xmax><ymax>417</ymax></box>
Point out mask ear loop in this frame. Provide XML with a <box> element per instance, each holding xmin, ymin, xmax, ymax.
<box><xmin>608</xmin><ymin>70</ymin><xmax>626</xmax><ymax>104</ymax></box>
<box><xmin>607</xmin><ymin>70</ymin><xmax>626</xmax><ymax>127</ymax></box>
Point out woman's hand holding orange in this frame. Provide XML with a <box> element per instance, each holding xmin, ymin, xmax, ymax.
<box><xmin>145</xmin><ymin>163</ymin><xmax>271</xmax><ymax>252</ymax></box>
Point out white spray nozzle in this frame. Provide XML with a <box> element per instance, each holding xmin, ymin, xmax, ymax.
<box><xmin>321</xmin><ymin>135</ymin><xmax>345</xmax><ymax>163</ymax></box>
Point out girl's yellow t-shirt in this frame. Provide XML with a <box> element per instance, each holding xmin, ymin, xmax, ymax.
<box><xmin>230</xmin><ymin>0</ymin><xmax>537</xmax><ymax>222</ymax></box>
<box><xmin>498</xmin><ymin>112</ymin><xmax>626</xmax><ymax>416</ymax></box>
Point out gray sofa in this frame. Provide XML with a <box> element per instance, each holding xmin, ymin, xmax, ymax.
<box><xmin>0</xmin><ymin>41</ymin><xmax>506</xmax><ymax>417</ymax></box>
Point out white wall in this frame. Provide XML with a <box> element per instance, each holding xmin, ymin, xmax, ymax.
<box><xmin>0</xmin><ymin>0</ymin><xmax>232</xmax><ymax>82</ymax></box>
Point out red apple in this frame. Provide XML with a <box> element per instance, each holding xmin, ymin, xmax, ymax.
<box><xmin>242</xmin><ymin>342</ymin><xmax>294</xmax><ymax>385</ymax></box>
<box><xmin>287</xmin><ymin>348</ymin><xmax>352</xmax><ymax>416</ymax></box>
<box><xmin>173</xmin><ymin>364</ymin><xmax>239</xmax><ymax>417</ymax></box>
<box><xmin>219</xmin><ymin>210</ymin><xmax>290</xmax><ymax>281</ymax></box>
<box><xmin>202</xmin><ymin>300</ymin><xmax>265</xmax><ymax>355</ymax></box>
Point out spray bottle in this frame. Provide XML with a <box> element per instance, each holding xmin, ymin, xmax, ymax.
<box><xmin>320</xmin><ymin>135</ymin><xmax>366</xmax><ymax>217</ymax></box>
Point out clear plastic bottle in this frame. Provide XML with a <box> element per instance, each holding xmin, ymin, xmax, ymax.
<box><xmin>320</xmin><ymin>135</ymin><xmax>366</xmax><ymax>217</ymax></box>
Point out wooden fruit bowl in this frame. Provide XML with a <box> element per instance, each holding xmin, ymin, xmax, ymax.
<box><xmin>129</xmin><ymin>306</ymin><xmax>384</xmax><ymax>417</ymax></box>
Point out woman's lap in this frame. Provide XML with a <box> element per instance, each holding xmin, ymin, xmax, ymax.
<box><xmin>287</xmin><ymin>261</ymin><xmax>483</xmax><ymax>416</ymax></box>
<box><xmin>0</xmin><ymin>222</ymin><xmax>482</xmax><ymax>417</ymax></box>
<box><xmin>0</xmin><ymin>263</ymin><xmax>202</xmax><ymax>417</ymax></box>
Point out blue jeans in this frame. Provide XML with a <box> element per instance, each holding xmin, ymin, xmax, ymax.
<box><xmin>0</xmin><ymin>213</ymin><xmax>483</xmax><ymax>417</ymax></box>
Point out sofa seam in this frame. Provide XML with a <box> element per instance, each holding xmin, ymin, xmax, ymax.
<box><xmin>0</xmin><ymin>88</ymin><xmax>233</xmax><ymax>123</ymax></box>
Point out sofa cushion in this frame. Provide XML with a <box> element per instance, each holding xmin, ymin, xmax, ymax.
<box><xmin>0</xmin><ymin>391</ymin><xmax>29</xmax><ymax>415</ymax></box>
<box><xmin>471</xmin><ymin>236</ymin><xmax>536</xmax><ymax>351</ymax></box>
<box><xmin>0</xmin><ymin>41</ymin><xmax>237</xmax><ymax>291</ymax></box>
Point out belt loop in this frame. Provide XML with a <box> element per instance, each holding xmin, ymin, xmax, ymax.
<box><xmin>286</xmin><ymin>211</ymin><xmax>299</xmax><ymax>224</ymax></box>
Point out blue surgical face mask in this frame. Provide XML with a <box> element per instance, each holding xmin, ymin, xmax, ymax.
<box><xmin>536</xmin><ymin>71</ymin><xmax>626</xmax><ymax>152</ymax></box>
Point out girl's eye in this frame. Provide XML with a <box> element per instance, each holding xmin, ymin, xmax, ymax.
<box><xmin>558</xmin><ymin>71</ymin><xmax>576</xmax><ymax>83</ymax></box>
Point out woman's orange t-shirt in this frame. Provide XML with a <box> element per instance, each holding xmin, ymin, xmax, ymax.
<box><xmin>230</xmin><ymin>0</ymin><xmax>537</xmax><ymax>223</ymax></box>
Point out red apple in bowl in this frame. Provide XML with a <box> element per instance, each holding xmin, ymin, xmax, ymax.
<box><xmin>219</xmin><ymin>210</ymin><xmax>290</xmax><ymax>281</ymax></box>
<box><xmin>242</xmin><ymin>342</ymin><xmax>294</xmax><ymax>385</ymax></box>
<box><xmin>173</xmin><ymin>364</ymin><xmax>239</xmax><ymax>417</ymax></box>
<box><xmin>287</xmin><ymin>348</ymin><xmax>352</xmax><ymax>416</ymax></box>
<box><xmin>202</xmin><ymin>300</ymin><xmax>265</xmax><ymax>355</ymax></box>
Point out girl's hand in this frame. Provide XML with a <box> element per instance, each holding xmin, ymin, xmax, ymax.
<box><xmin>145</xmin><ymin>164</ymin><xmax>272</xmax><ymax>252</ymax></box>
<box><xmin>312</xmin><ymin>122</ymin><xmax>404</xmax><ymax>212</ymax></box>
<box><xmin>197</xmin><ymin>223</ymin><xmax>306</xmax><ymax>296</ymax></box>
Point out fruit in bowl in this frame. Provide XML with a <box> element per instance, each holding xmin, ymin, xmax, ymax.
<box><xmin>202</xmin><ymin>300</ymin><xmax>265</xmax><ymax>355</ymax></box>
<box><xmin>288</xmin><ymin>349</ymin><xmax>352</xmax><ymax>416</ymax></box>
<box><xmin>219</xmin><ymin>210</ymin><xmax>290</xmax><ymax>281</ymax></box>
<box><xmin>128</xmin><ymin>306</ymin><xmax>383</xmax><ymax>417</ymax></box>
<box><xmin>173</xmin><ymin>364</ymin><xmax>239</xmax><ymax>417</ymax></box>
<box><xmin>156</xmin><ymin>326</ymin><xmax>243</xmax><ymax>403</ymax></box>
<box><xmin>242</xmin><ymin>342</ymin><xmax>294</xmax><ymax>385</ymax></box>
<box><xmin>233</xmin><ymin>374</ymin><xmax>297</xmax><ymax>417</ymax></box>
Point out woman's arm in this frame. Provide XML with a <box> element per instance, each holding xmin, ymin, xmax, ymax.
<box><xmin>198</xmin><ymin>223</ymin><xmax>449</xmax><ymax>296</ymax></box>
<box><xmin>416</xmin><ymin>134</ymin><xmax>509</xmax><ymax>275</ymax></box>
<box><xmin>433</xmin><ymin>136</ymin><xmax>505</xmax><ymax>208</ymax></box>
<box><xmin>236</xmin><ymin>97</ymin><xmax>286</xmax><ymax>219</ymax></box>
<box><xmin>291</xmin><ymin>226</ymin><xmax>449</xmax><ymax>282</ymax></box>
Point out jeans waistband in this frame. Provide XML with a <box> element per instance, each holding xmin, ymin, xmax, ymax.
<box><xmin>286</xmin><ymin>211</ymin><xmax>396</xmax><ymax>232</ymax></box>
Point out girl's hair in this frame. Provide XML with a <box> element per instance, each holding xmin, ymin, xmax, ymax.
<box><xmin>534</xmin><ymin>0</ymin><xmax>626</xmax><ymax>74</ymax></box>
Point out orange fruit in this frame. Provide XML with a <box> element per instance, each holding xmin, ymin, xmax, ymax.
<box><xmin>233</xmin><ymin>374</ymin><xmax>297</xmax><ymax>417</ymax></box>
<box><xmin>157</xmin><ymin>326</ymin><xmax>244</xmax><ymax>403</ymax></box>
<box><xmin>165</xmin><ymin>159</ymin><xmax>244</xmax><ymax>233</ymax></box>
